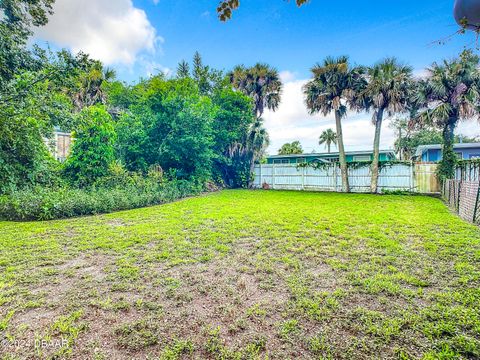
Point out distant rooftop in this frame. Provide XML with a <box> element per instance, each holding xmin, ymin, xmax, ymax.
<box><xmin>268</xmin><ymin>149</ymin><xmax>395</xmax><ymax>158</ymax></box>
<box><xmin>414</xmin><ymin>143</ymin><xmax>480</xmax><ymax>157</ymax></box>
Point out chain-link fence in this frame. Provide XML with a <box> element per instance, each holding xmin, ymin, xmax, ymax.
<box><xmin>442</xmin><ymin>179</ymin><xmax>480</xmax><ymax>225</ymax></box>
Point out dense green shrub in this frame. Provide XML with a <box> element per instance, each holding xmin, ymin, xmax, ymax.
<box><xmin>63</xmin><ymin>105</ymin><xmax>116</xmax><ymax>187</ymax></box>
<box><xmin>0</xmin><ymin>179</ymin><xmax>201</xmax><ymax>221</ymax></box>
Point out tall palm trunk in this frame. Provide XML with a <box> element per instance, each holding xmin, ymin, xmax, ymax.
<box><xmin>439</xmin><ymin>114</ymin><xmax>458</xmax><ymax>180</ymax></box>
<box><xmin>249</xmin><ymin>150</ymin><xmax>256</xmax><ymax>187</ymax></box>
<box><xmin>327</xmin><ymin>143</ymin><xmax>331</xmax><ymax>153</ymax></box>
<box><xmin>370</xmin><ymin>108</ymin><xmax>384</xmax><ymax>193</ymax></box>
<box><xmin>335</xmin><ymin>110</ymin><xmax>349</xmax><ymax>192</ymax></box>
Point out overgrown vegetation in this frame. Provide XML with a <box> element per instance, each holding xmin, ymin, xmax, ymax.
<box><xmin>0</xmin><ymin>190</ymin><xmax>479</xmax><ymax>358</ymax></box>
<box><xmin>0</xmin><ymin>1</ymin><xmax>279</xmax><ymax>218</ymax></box>
<box><xmin>0</xmin><ymin>178</ymin><xmax>200</xmax><ymax>221</ymax></box>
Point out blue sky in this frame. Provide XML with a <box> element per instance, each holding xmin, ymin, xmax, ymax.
<box><xmin>131</xmin><ymin>0</ymin><xmax>472</xmax><ymax>79</ymax></box>
<box><xmin>34</xmin><ymin>0</ymin><xmax>479</xmax><ymax>153</ymax></box>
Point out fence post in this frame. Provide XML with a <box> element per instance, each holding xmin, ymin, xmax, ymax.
<box><xmin>456</xmin><ymin>181</ymin><xmax>462</xmax><ymax>212</ymax></box>
<box><xmin>410</xmin><ymin>161</ymin><xmax>415</xmax><ymax>192</ymax></box>
<box><xmin>301</xmin><ymin>164</ymin><xmax>305</xmax><ymax>190</ymax></box>
<box><xmin>272</xmin><ymin>163</ymin><xmax>276</xmax><ymax>190</ymax></box>
<box><xmin>259</xmin><ymin>163</ymin><xmax>262</xmax><ymax>188</ymax></box>
<box><xmin>334</xmin><ymin>163</ymin><xmax>338</xmax><ymax>192</ymax></box>
<box><xmin>473</xmin><ymin>183</ymin><xmax>480</xmax><ymax>224</ymax></box>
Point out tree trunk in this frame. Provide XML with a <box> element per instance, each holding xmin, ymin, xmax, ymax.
<box><xmin>335</xmin><ymin>110</ymin><xmax>350</xmax><ymax>192</ymax></box>
<box><xmin>328</xmin><ymin>143</ymin><xmax>331</xmax><ymax>153</ymax></box>
<box><xmin>370</xmin><ymin>108</ymin><xmax>384</xmax><ymax>193</ymax></box>
<box><xmin>248</xmin><ymin>152</ymin><xmax>256</xmax><ymax>188</ymax></box>
<box><xmin>398</xmin><ymin>127</ymin><xmax>403</xmax><ymax>161</ymax></box>
<box><xmin>438</xmin><ymin>115</ymin><xmax>457</xmax><ymax>181</ymax></box>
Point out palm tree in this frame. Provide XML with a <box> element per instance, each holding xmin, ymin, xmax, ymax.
<box><xmin>247</xmin><ymin>118</ymin><xmax>270</xmax><ymax>161</ymax></box>
<box><xmin>278</xmin><ymin>141</ymin><xmax>303</xmax><ymax>155</ymax></box>
<box><xmin>362</xmin><ymin>58</ymin><xmax>413</xmax><ymax>193</ymax></box>
<box><xmin>229</xmin><ymin>63</ymin><xmax>282</xmax><ymax>118</ymax></box>
<box><xmin>229</xmin><ymin>63</ymin><xmax>282</xmax><ymax>185</ymax></box>
<box><xmin>319</xmin><ymin>129</ymin><xmax>337</xmax><ymax>153</ymax></box>
<box><xmin>227</xmin><ymin>118</ymin><xmax>270</xmax><ymax>186</ymax></box>
<box><xmin>303</xmin><ymin>56</ymin><xmax>366</xmax><ymax>192</ymax></box>
<box><xmin>71</xmin><ymin>61</ymin><xmax>116</xmax><ymax>111</ymax></box>
<box><xmin>411</xmin><ymin>50</ymin><xmax>480</xmax><ymax>180</ymax></box>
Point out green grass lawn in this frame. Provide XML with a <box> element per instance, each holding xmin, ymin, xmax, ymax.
<box><xmin>1</xmin><ymin>190</ymin><xmax>479</xmax><ymax>359</ymax></box>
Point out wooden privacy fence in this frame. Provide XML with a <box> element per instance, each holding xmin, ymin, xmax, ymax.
<box><xmin>253</xmin><ymin>162</ymin><xmax>440</xmax><ymax>193</ymax></box>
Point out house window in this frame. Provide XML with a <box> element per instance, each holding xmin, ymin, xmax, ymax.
<box><xmin>273</xmin><ymin>159</ymin><xmax>289</xmax><ymax>164</ymax></box>
<box><xmin>326</xmin><ymin>157</ymin><xmax>339</xmax><ymax>163</ymax></box>
<box><xmin>296</xmin><ymin>158</ymin><xmax>306</xmax><ymax>164</ymax></box>
<box><xmin>455</xmin><ymin>152</ymin><xmax>463</xmax><ymax>159</ymax></box>
<box><xmin>353</xmin><ymin>155</ymin><xmax>371</xmax><ymax>162</ymax></box>
<box><xmin>469</xmin><ymin>154</ymin><xmax>480</xmax><ymax>160</ymax></box>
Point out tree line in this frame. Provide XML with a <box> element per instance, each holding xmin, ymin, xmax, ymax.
<box><xmin>303</xmin><ymin>53</ymin><xmax>480</xmax><ymax>193</ymax></box>
<box><xmin>279</xmin><ymin>53</ymin><xmax>479</xmax><ymax>193</ymax></box>
<box><xmin>1</xmin><ymin>0</ymin><xmax>479</xmax><ymax>198</ymax></box>
<box><xmin>0</xmin><ymin>0</ymin><xmax>284</xmax><ymax>195</ymax></box>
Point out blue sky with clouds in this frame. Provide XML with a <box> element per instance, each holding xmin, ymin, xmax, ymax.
<box><xmin>34</xmin><ymin>0</ymin><xmax>479</xmax><ymax>154</ymax></box>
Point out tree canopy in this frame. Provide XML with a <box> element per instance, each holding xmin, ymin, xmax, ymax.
<box><xmin>278</xmin><ymin>141</ymin><xmax>303</xmax><ymax>155</ymax></box>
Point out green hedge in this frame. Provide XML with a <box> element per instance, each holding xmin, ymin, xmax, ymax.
<box><xmin>0</xmin><ymin>180</ymin><xmax>202</xmax><ymax>221</ymax></box>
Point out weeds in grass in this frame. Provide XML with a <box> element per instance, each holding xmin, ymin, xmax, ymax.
<box><xmin>0</xmin><ymin>190</ymin><xmax>479</xmax><ymax>358</ymax></box>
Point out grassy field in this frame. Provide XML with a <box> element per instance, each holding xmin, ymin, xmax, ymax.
<box><xmin>0</xmin><ymin>190</ymin><xmax>479</xmax><ymax>359</ymax></box>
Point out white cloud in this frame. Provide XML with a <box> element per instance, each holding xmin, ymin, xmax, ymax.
<box><xmin>138</xmin><ymin>56</ymin><xmax>172</xmax><ymax>77</ymax></box>
<box><xmin>457</xmin><ymin>121</ymin><xmax>480</xmax><ymax>138</ymax></box>
<box><xmin>35</xmin><ymin>0</ymin><xmax>159</xmax><ymax>66</ymax></box>
<box><xmin>279</xmin><ymin>70</ymin><xmax>297</xmax><ymax>83</ymax></box>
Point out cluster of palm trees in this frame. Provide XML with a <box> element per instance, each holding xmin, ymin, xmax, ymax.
<box><xmin>304</xmin><ymin>50</ymin><xmax>480</xmax><ymax>193</ymax></box>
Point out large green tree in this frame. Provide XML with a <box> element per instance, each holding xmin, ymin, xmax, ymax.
<box><xmin>362</xmin><ymin>58</ymin><xmax>413</xmax><ymax>193</ymax></box>
<box><xmin>390</xmin><ymin>119</ymin><xmax>443</xmax><ymax>160</ymax></box>
<box><xmin>211</xmin><ymin>88</ymin><xmax>256</xmax><ymax>187</ymax></box>
<box><xmin>304</xmin><ymin>56</ymin><xmax>366</xmax><ymax>192</ymax></box>
<box><xmin>63</xmin><ymin>105</ymin><xmax>116</xmax><ymax>187</ymax></box>
<box><xmin>115</xmin><ymin>77</ymin><xmax>216</xmax><ymax>182</ymax></box>
<box><xmin>411</xmin><ymin>50</ymin><xmax>480</xmax><ymax>180</ymax></box>
<box><xmin>0</xmin><ymin>0</ymin><xmax>55</xmax><ymax>89</ymax></box>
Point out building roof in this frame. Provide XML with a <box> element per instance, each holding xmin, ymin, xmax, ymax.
<box><xmin>268</xmin><ymin>149</ymin><xmax>395</xmax><ymax>159</ymax></box>
<box><xmin>414</xmin><ymin>143</ymin><xmax>480</xmax><ymax>157</ymax></box>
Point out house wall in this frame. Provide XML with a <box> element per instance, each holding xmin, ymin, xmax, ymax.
<box><xmin>458</xmin><ymin>148</ymin><xmax>480</xmax><ymax>160</ymax></box>
<box><xmin>423</xmin><ymin>147</ymin><xmax>480</xmax><ymax>162</ymax></box>
<box><xmin>422</xmin><ymin>149</ymin><xmax>442</xmax><ymax>162</ymax></box>
<box><xmin>46</xmin><ymin>131</ymin><xmax>72</xmax><ymax>162</ymax></box>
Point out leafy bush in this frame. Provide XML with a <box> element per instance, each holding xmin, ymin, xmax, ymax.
<box><xmin>63</xmin><ymin>105</ymin><xmax>116</xmax><ymax>187</ymax></box>
<box><xmin>0</xmin><ymin>179</ymin><xmax>202</xmax><ymax>221</ymax></box>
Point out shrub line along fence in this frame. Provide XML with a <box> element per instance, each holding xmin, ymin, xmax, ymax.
<box><xmin>443</xmin><ymin>161</ymin><xmax>480</xmax><ymax>225</ymax></box>
<box><xmin>252</xmin><ymin>162</ymin><xmax>439</xmax><ymax>194</ymax></box>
